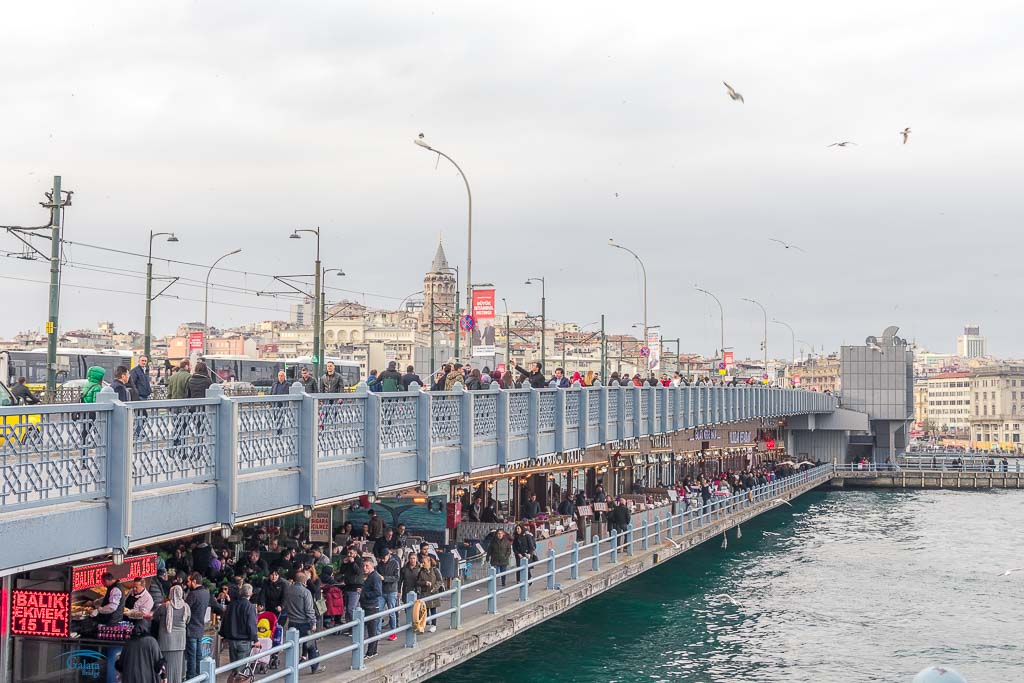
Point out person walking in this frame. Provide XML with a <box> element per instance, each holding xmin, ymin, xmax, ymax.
<box><xmin>187</xmin><ymin>361</ymin><xmax>214</xmax><ymax>398</ymax></box>
<box><xmin>512</xmin><ymin>524</ymin><xmax>536</xmax><ymax>580</ymax></box>
<box><xmin>184</xmin><ymin>572</ymin><xmax>220</xmax><ymax>681</ymax></box>
<box><xmin>298</xmin><ymin>367</ymin><xmax>318</xmax><ymax>393</ymax></box>
<box><xmin>378</xmin><ymin>361</ymin><xmax>404</xmax><ymax>392</ymax></box>
<box><xmin>398</xmin><ymin>553</ymin><xmax>420</xmax><ymax>602</ymax></box>
<box><xmin>167</xmin><ymin>359</ymin><xmax>191</xmax><ymax>400</ymax></box>
<box><xmin>219</xmin><ymin>583</ymin><xmax>258</xmax><ymax>682</ymax></box>
<box><xmin>360</xmin><ymin>558</ymin><xmax>383</xmax><ymax>659</ymax></box>
<box><xmin>270</xmin><ymin>370</ymin><xmax>290</xmax><ymax>395</ymax></box>
<box><xmin>10</xmin><ymin>377</ymin><xmax>40</xmax><ymax>405</ymax></box>
<box><xmin>378</xmin><ymin>548</ymin><xmax>401</xmax><ymax>640</ymax></box>
<box><xmin>486</xmin><ymin>529</ymin><xmax>513</xmax><ymax>587</ymax></box>
<box><xmin>129</xmin><ymin>355</ymin><xmax>153</xmax><ymax>400</ymax></box>
<box><xmin>510</xmin><ymin>361</ymin><xmax>547</xmax><ymax>388</ymax></box>
<box><xmin>608</xmin><ymin>498</ymin><xmax>631</xmax><ymax>546</ymax></box>
<box><xmin>153</xmin><ymin>584</ymin><xmax>190</xmax><ymax>683</ymax></box>
<box><xmin>281</xmin><ymin>572</ymin><xmax>321</xmax><ymax>674</ymax></box>
<box><xmin>339</xmin><ymin>550</ymin><xmax>365</xmax><ymax>625</ymax></box>
<box><xmin>319</xmin><ymin>361</ymin><xmax>343</xmax><ymax>393</ymax></box>
<box><xmin>415</xmin><ymin>556</ymin><xmax>444</xmax><ymax>632</ymax></box>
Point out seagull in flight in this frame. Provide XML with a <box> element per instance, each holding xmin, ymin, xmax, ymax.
<box><xmin>723</xmin><ymin>81</ymin><xmax>744</xmax><ymax>103</ymax></box>
<box><xmin>769</xmin><ymin>238</ymin><xmax>806</xmax><ymax>252</ymax></box>
<box><xmin>998</xmin><ymin>567</ymin><xmax>1023</xmax><ymax>577</ymax></box>
<box><xmin>827</xmin><ymin>141</ymin><xmax>857</xmax><ymax>147</ymax></box>
<box><xmin>900</xmin><ymin>127</ymin><xmax>911</xmax><ymax>144</ymax></box>
<box><xmin>778</xmin><ymin>499</ymin><xmax>794</xmax><ymax>507</ymax></box>
<box><xmin>763</xmin><ymin>531</ymin><xmax>780</xmax><ymax>536</ymax></box>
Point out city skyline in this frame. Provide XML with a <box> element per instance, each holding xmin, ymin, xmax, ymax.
<box><xmin>2</xmin><ymin>2</ymin><xmax>1022</xmax><ymax>359</ymax></box>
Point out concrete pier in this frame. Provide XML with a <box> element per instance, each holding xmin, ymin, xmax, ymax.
<box><xmin>830</xmin><ymin>469</ymin><xmax>1024</xmax><ymax>490</ymax></box>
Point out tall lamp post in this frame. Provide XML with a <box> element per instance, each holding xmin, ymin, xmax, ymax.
<box><xmin>694</xmin><ymin>286</ymin><xmax>725</xmax><ymax>363</ymax></box>
<box><xmin>203</xmin><ymin>248</ymin><xmax>242</xmax><ymax>355</ymax></box>
<box><xmin>144</xmin><ymin>231</ymin><xmax>179</xmax><ymax>360</ymax></box>
<box><xmin>290</xmin><ymin>228</ymin><xmax>321</xmax><ymax>377</ymax></box>
<box><xmin>608</xmin><ymin>239</ymin><xmax>648</xmax><ymax>354</ymax></box>
<box><xmin>771</xmin><ymin>318</ymin><xmax>796</xmax><ymax>364</ymax></box>
<box><xmin>414</xmin><ymin>135</ymin><xmax>473</xmax><ymax>358</ymax></box>
<box><xmin>501</xmin><ymin>297</ymin><xmax>512</xmax><ymax>368</ymax></box>
<box><xmin>741</xmin><ymin>297</ymin><xmax>768</xmax><ymax>381</ymax></box>
<box><xmin>525</xmin><ymin>277</ymin><xmax>546</xmax><ymax>369</ymax></box>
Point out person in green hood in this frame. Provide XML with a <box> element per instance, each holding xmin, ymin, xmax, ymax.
<box><xmin>82</xmin><ymin>366</ymin><xmax>106</xmax><ymax>403</ymax></box>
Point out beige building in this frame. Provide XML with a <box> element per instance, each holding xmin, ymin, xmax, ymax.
<box><xmin>924</xmin><ymin>371</ymin><xmax>971</xmax><ymax>434</ymax></box>
<box><xmin>784</xmin><ymin>355</ymin><xmax>840</xmax><ymax>393</ymax></box>
<box><xmin>969</xmin><ymin>364</ymin><xmax>1024</xmax><ymax>450</ymax></box>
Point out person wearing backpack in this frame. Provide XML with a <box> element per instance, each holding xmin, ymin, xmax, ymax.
<box><xmin>378</xmin><ymin>361</ymin><xmax>404</xmax><ymax>392</ymax></box>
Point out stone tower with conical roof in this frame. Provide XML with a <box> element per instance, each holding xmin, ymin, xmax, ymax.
<box><xmin>421</xmin><ymin>238</ymin><xmax>457</xmax><ymax>331</ymax></box>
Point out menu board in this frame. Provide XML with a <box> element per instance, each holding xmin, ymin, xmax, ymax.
<box><xmin>576</xmin><ymin>505</ymin><xmax>593</xmax><ymax>518</ymax></box>
<box><xmin>71</xmin><ymin>553</ymin><xmax>159</xmax><ymax>592</ymax></box>
<box><xmin>10</xmin><ymin>589</ymin><xmax>70</xmax><ymax>638</ymax></box>
<box><xmin>592</xmin><ymin>502</ymin><xmax>609</xmax><ymax>512</ymax></box>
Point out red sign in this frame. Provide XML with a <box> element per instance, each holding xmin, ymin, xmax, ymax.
<box><xmin>446</xmin><ymin>501</ymin><xmax>462</xmax><ymax>529</ymax></box>
<box><xmin>724</xmin><ymin>351</ymin><xmax>735</xmax><ymax>369</ymax></box>
<box><xmin>188</xmin><ymin>332</ymin><xmax>205</xmax><ymax>351</ymax></box>
<box><xmin>766</xmin><ymin>438</ymin><xmax>776</xmax><ymax>450</ymax></box>
<box><xmin>471</xmin><ymin>289</ymin><xmax>495</xmax><ymax>319</ymax></box>
<box><xmin>71</xmin><ymin>553</ymin><xmax>159</xmax><ymax>592</ymax></box>
<box><xmin>10</xmin><ymin>589</ymin><xmax>69</xmax><ymax>638</ymax></box>
<box><xmin>459</xmin><ymin>315</ymin><xmax>475</xmax><ymax>331</ymax></box>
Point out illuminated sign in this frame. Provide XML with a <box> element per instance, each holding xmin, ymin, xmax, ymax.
<box><xmin>11</xmin><ymin>589</ymin><xmax>69</xmax><ymax>638</ymax></box>
<box><xmin>729</xmin><ymin>431</ymin><xmax>754</xmax><ymax>445</ymax></box>
<box><xmin>71</xmin><ymin>553</ymin><xmax>159</xmax><ymax>592</ymax></box>
<box><xmin>692</xmin><ymin>428</ymin><xmax>719</xmax><ymax>440</ymax></box>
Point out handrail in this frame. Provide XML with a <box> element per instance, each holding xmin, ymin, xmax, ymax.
<box><xmin>181</xmin><ymin>466</ymin><xmax>831</xmax><ymax>682</ymax></box>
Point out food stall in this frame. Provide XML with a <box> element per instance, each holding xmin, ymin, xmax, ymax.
<box><xmin>9</xmin><ymin>553</ymin><xmax>162</xmax><ymax>683</ymax></box>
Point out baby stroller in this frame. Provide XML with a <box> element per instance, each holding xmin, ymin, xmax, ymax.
<box><xmin>235</xmin><ymin>642</ymin><xmax>269</xmax><ymax>682</ymax></box>
<box><xmin>268</xmin><ymin>622</ymin><xmax>284</xmax><ymax>669</ymax></box>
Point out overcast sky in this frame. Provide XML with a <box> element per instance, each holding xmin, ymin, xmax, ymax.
<box><xmin>2</xmin><ymin>1</ymin><xmax>1022</xmax><ymax>360</ymax></box>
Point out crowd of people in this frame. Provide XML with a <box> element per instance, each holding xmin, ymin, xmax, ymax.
<box><xmin>98</xmin><ymin>514</ymin><xmax>457</xmax><ymax>681</ymax></box>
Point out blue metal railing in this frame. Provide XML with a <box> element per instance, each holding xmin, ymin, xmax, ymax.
<box><xmin>181</xmin><ymin>465</ymin><xmax>831</xmax><ymax>682</ymax></box>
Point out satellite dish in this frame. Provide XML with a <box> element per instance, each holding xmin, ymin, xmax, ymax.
<box><xmin>865</xmin><ymin>336</ymin><xmax>879</xmax><ymax>347</ymax></box>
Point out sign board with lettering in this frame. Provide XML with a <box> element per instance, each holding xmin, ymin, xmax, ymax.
<box><xmin>729</xmin><ymin>431</ymin><xmax>754</xmax><ymax>445</ymax></box>
<box><xmin>188</xmin><ymin>332</ymin><xmax>204</xmax><ymax>351</ymax></box>
<box><xmin>576</xmin><ymin>505</ymin><xmax>593</xmax><ymax>518</ymax></box>
<box><xmin>71</xmin><ymin>553</ymin><xmax>159</xmax><ymax>592</ymax></box>
<box><xmin>10</xmin><ymin>589</ymin><xmax>69</xmax><ymax>638</ymax></box>
<box><xmin>308</xmin><ymin>509</ymin><xmax>332</xmax><ymax>544</ymax></box>
<box><xmin>593</xmin><ymin>502</ymin><xmax>609</xmax><ymax>512</ymax></box>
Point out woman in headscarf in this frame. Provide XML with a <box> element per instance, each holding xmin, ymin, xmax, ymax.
<box><xmin>115</xmin><ymin>623</ymin><xmax>165</xmax><ymax>683</ymax></box>
<box><xmin>153</xmin><ymin>584</ymin><xmax>191</xmax><ymax>682</ymax></box>
<box><xmin>570</xmin><ymin>371</ymin><xmax>583</xmax><ymax>386</ymax></box>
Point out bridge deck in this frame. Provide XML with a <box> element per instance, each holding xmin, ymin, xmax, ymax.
<box><xmin>190</xmin><ymin>466</ymin><xmax>832</xmax><ymax>683</ymax></box>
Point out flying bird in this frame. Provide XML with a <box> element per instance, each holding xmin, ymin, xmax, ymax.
<box><xmin>900</xmin><ymin>127</ymin><xmax>911</xmax><ymax>144</ymax></box>
<box><xmin>723</xmin><ymin>81</ymin><xmax>744</xmax><ymax>103</ymax></box>
<box><xmin>763</xmin><ymin>531</ymin><xmax>780</xmax><ymax>536</ymax></box>
<box><xmin>778</xmin><ymin>499</ymin><xmax>793</xmax><ymax>507</ymax></box>
<box><xmin>769</xmin><ymin>238</ymin><xmax>806</xmax><ymax>252</ymax></box>
<box><xmin>998</xmin><ymin>567</ymin><xmax>1023</xmax><ymax>577</ymax></box>
<box><xmin>827</xmin><ymin>141</ymin><xmax>857</xmax><ymax>147</ymax></box>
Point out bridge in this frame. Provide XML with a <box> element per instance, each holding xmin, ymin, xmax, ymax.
<box><xmin>181</xmin><ymin>465</ymin><xmax>833</xmax><ymax>683</ymax></box>
<box><xmin>0</xmin><ymin>382</ymin><xmax>836</xmax><ymax>576</ymax></box>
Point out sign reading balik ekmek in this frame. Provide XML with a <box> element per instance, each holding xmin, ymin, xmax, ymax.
<box><xmin>10</xmin><ymin>589</ymin><xmax>69</xmax><ymax>638</ymax></box>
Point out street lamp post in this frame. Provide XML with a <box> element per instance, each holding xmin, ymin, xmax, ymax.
<box><xmin>741</xmin><ymin>298</ymin><xmax>768</xmax><ymax>381</ymax></box>
<box><xmin>608</xmin><ymin>239</ymin><xmax>648</xmax><ymax>360</ymax></box>
<box><xmin>144</xmin><ymin>230</ymin><xmax>178</xmax><ymax>360</ymax></box>
<box><xmin>501</xmin><ymin>297</ymin><xmax>511</xmax><ymax>369</ymax></box>
<box><xmin>414</xmin><ymin>135</ymin><xmax>473</xmax><ymax>359</ymax></box>
<box><xmin>290</xmin><ymin>228</ymin><xmax>321</xmax><ymax>377</ymax></box>
<box><xmin>771</xmin><ymin>318</ymin><xmax>796</xmax><ymax>364</ymax></box>
<box><xmin>695</xmin><ymin>286</ymin><xmax>725</xmax><ymax>364</ymax></box>
<box><xmin>203</xmin><ymin>248</ymin><xmax>243</xmax><ymax>356</ymax></box>
<box><xmin>525</xmin><ymin>277</ymin><xmax>546</xmax><ymax>369</ymax></box>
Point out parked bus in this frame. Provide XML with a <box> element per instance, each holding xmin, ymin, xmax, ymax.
<box><xmin>199</xmin><ymin>355</ymin><xmax>360</xmax><ymax>389</ymax></box>
<box><xmin>0</xmin><ymin>349</ymin><xmax>133</xmax><ymax>389</ymax></box>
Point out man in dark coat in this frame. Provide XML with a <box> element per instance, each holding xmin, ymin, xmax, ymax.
<box><xmin>401</xmin><ymin>365</ymin><xmax>423</xmax><ymax>389</ymax></box>
<box><xmin>511</xmin><ymin>361</ymin><xmax>547</xmax><ymax>388</ymax></box>
<box><xmin>10</xmin><ymin>378</ymin><xmax>40</xmax><ymax>405</ymax></box>
<box><xmin>184</xmin><ymin>571</ymin><xmax>222</xmax><ymax>680</ymax></box>
<box><xmin>128</xmin><ymin>356</ymin><xmax>153</xmax><ymax>399</ymax></box>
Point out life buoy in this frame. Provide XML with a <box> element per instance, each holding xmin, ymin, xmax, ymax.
<box><xmin>411</xmin><ymin>599</ymin><xmax>428</xmax><ymax>633</ymax></box>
